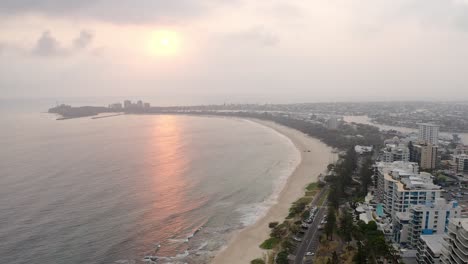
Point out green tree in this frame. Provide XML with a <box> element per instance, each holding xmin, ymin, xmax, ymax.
<box><xmin>353</xmin><ymin>242</ymin><xmax>367</xmax><ymax>264</ymax></box>
<box><xmin>332</xmin><ymin>251</ymin><xmax>339</xmax><ymax>264</ymax></box>
<box><xmin>325</xmin><ymin>208</ymin><xmax>337</xmax><ymax>240</ymax></box>
<box><xmin>359</xmin><ymin>157</ymin><xmax>374</xmax><ymax>196</ymax></box>
<box><xmin>340</xmin><ymin>211</ymin><xmax>354</xmax><ymax>244</ymax></box>
<box><xmin>251</xmin><ymin>259</ymin><xmax>265</xmax><ymax>264</ymax></box>
<box><xmin>276</xmin><ymin>251</ymin><xmax>289</xmax><ymax>264</ymax></box>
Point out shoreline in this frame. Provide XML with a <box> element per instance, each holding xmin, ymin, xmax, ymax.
<box><xmin>211</xmin><ymin>119</ymin><xmax>335</xmax><ymax>264</ymax></box>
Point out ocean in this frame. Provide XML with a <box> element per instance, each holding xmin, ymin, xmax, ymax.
<box><xmin>0</xmin><ymin>99</ymin><xmax>300</xmax><ymax>264</ymax></box>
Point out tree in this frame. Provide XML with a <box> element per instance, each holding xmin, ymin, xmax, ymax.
<box><xmin>325</xmin><ymin>208</ymin><xmax>337</xmax><ymax>240</ymax></box>
<box><xmin>340</xmin><ymin>211</ymin><xmax>353</xmax><ymax>244</ymax></box>
<box><xmin>276</xmin><ymin>251</ymin><xmax>289</xmax><ymax>264</ymax></box>
<box><xmin>332</xmin><ymin>251</ymin><xmax>339</xmax><ymax>264</ymax></box>
<box><xmin>251</xmin><ymin>259</ymin><xmax>265</xmax><ymax>264</ymax></box>
<box><xmin>269</xmin><ymin>222</ymin><xmax>279</xmax><ymax>228</ymax></box>
<box><xmin>353</xmin><ymin>242</ymin><xmax>367</xmax><ymax>264</ymax></box>
<box><xmin>359</xmin><ymin>157</ymin><xmax>374</xmax><ymax>196</ymax></box>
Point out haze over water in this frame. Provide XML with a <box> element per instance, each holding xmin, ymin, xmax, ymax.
<box><xmin>0</xmin><ymin>102</ymin><xmax>299</xmax><ymax>264</ymax></box>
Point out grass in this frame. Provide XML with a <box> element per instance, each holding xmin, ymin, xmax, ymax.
<box><xmin>260</xmin><ymin>237</ymin><xmax>281</xmax><ymax>250</ymax></box>
<box><xmin>295</xmin><ymin>197</ymin><xmax>313</xmax><ymax>204</ymax></box>
<box><xmin>305</xmin><ymin>190</ymin><xmax>319</xmax><ymax>196</ymax></box>
<box><xmin>306</xmin><ymin>182</ymin><xmax>320</xmax><ymax>191</ymax></box>
<box><xmin>317</xmin><ymin>189</ymin><xmax>330</xmax><ymax>206</ymax></box>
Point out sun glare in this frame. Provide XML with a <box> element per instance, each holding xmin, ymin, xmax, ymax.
<box><xmin>147</xmin><ymin>30</ymin><xmax>180</xmax><ymax>57</ymax></box>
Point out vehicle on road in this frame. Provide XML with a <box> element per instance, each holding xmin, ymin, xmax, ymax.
<box><xmin>292</xmin><ymin>236</ymin><xmax>302</xmax><ymax>242</ymax></box>
<box><xmin>306</xmin><ymin>252</ymin><xmax>315</xmax><ymax>256</ymax></box>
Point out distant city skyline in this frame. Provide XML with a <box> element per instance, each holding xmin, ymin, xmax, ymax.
<box><xmin>2</xmin><ymin>1</ymin><xmax>468</xmax><ymax>101</ymax></box>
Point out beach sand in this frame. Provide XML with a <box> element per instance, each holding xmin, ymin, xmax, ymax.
<box><xmin>212</xmin><ymin>119</ymin><xmax>335</xmax><ymax>264</ymax></box>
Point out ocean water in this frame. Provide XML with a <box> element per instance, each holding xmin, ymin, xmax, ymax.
<box><xmin>0</xmin><ymin>101</ymin><xmax>300</xmax><ymax>264</ymax></box>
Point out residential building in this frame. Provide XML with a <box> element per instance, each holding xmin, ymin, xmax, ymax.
<box><xmin>420</xmin><ymin>144</ymin><xmax>438</xmax><ymax>170</ymax></box>
<box><xmin>417</xmin><ymin>235</ymin><xmax>445</xmax><ymax>264</ymax></box>
<box><xmin>375</xmin><ymin>161</ymin><xmax>444</xmax><ymax>218</ymax></box>
<box><xmin>327</xmin><ymin>117</ymin><xmax>339</xmax><ymax>130</ymax></box>
<box><xmin>441</xmin><ymin>218</ymin><xmax>468</xmax><ymax>264</ymax></box>
<box><xmin>453</xmin><ymin>154</ymin><xmax>468</xmax><ymax>174</ymax></box>
<box><xmin>453</xmin><ymin>145</ymin><xmax>468</xmax><ymax>156</ymax></box>
<box><xmin>381</xmin><ymin>144</ymin><xmax>410</xmax><ymax>163</ymax></box>
<box><xmin>375</xmin><ymin>161</ymin><xmax>419</xmax><ymax>204</ymax></box>
<box><xmin>108</xmin><ymin>103</ymin><xmax>123</xmax><ymax>109</ymax></box>
<box><xmin>124</xmin><ymin>100</ymin><xmax>132</xmax><ymax>109</ymax></box>
<box><xmin>355</xmin><ymin>145</ymin><xmax>373</xmax><ymax>155</ymax></box>
<box><xmin>137</xmin><ymin>100</ymin><xmax>144</xmax><ymax>108</ymax></box>
<box><xmin>394</xmin><ymin>198</ymin><xmax>458</xmax><ymax>247</ymax></box>
<box><xmin>411</xmin><ymin>143</ymin><xmax>439</xmax><ymax>170</ymax></box>
<box><xmin>419</xmin><ymin>123</ymin><xmax>439</xmax><ymax>146</ymax></box>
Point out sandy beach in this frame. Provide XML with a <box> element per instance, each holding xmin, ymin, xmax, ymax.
<box><xmin>212</xmin><ymin>119</ymin><xmax>335</xmax><ymax>264</ymax></box>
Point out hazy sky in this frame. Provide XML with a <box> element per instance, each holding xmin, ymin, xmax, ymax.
<box><xmin>1</xmin><ymin>0</ymin><xmax>468</xmax><ymax>103</ymax></box>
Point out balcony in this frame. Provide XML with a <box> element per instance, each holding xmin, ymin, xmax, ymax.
<box><xmin>452</xmin><ymin>241</ymin><xmax>468</xmax><ymax>260</ymax></box>
<box><xmin>455</xmin><ymin>234</ymin><xmax>468</xmax><ymax>249</ymax></box>
<box><xmin>450</xmin><ymin>248</ymin><xmax>466</xmax><ymax>264</ymax></box>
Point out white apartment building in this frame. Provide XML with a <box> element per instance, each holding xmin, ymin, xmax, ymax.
<box><xmin>375</xmin><ymin>161</ymin><xmax>419</xmax><ymax>204</ymax></box>
<box><xmin>453</xmin><ymin>154</ymin><xmax>468</xmax><ymax>174</ymax></box>
<box><xmin>419</xmin><ymin>123</ymin><xmax>440</xmax><ymax>146</ymax></box>
<box><xmin>394</xmin><ymin>198</ymin><xmax>460</xmax><ymax>247</ymax></box>
<box><xmin>327</xmin><ymin>117</ymin><xmax>339</xmax><ymax>130</ymax></box>
<box><xmin>382</xmin><ymin>144</ymin><xmax>410</xmax><ymax>163</ymax></box>
<box><xmin>417</xmin><ymin>235</ymin><xmax>445</xmax><ymax>264</ymax></box>
<box><xmin>441</xmin><ymin>218</ymin><xmax>468</xmax><ymax>264</ymax></box>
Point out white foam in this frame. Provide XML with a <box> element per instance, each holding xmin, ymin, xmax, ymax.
<box><xmin>236</xmin><ymin>121</ymin><xmax>301</xmax><ymax>226</ymax></box>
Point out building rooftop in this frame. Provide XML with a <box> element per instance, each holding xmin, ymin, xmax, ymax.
<box><xmin>420</xmin><ymin>235</ymin><xmax>445</xmax><ymax>255</ymax></box>
<box><xmin>418</xmin><ymin>123</ymin><xmax>440</xmax><ymax>127</ymax></box>
<box><xmin>450</xmin><ymin>218</ymin><xmax>468</xmax><ymax>231</ymax></box>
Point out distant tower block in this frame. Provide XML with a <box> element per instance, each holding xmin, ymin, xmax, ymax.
<box><xmin>418</xmin><ymin>123</ymin><xmax>439</xmax><ymax>145</ymax></box>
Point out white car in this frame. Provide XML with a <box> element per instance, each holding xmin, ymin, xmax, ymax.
<box><xmin>306</xmin><ymin>252</ymin><xmax>315</xmax><ymax>256</ymax></box>
<box><xmin>292</xmin><ymin>236</ymin><xmax>302</xmax><ymax>242</ymax></box>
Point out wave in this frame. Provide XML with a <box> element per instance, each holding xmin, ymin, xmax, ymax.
<box><xmin>236</xmin><ymin>132</ymin><xmax>301</xmax><ymax>227</ymax></box>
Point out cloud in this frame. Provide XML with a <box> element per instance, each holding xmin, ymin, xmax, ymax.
<box><xmin>28</xmin><ymin>30</ymin><xmax>94</xmax><ymax>56</ymax></box>
<box><xmin>33</xmin><ymin>30</ymin><xmax>61</xmax><ymax>56</ymax></box>
<box><xmin>73</xmin><ymin>30</ymin><xmax>93</xmax><ymax>49</ymax></box>
<box><xmin>0</xmin><ymin>0</ymin><xmax>220</xmax><ymax>24</ymax></box>
<box><xmin>225</xmin><ymin>26</ymin><xmax>280</xmax><ymax>47</ymax></box>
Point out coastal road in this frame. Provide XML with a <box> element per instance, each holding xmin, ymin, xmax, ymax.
<box><xmin>294</xmin><ymin>186</ymin><xmax>329</xmax><ymax>264</ymax></box>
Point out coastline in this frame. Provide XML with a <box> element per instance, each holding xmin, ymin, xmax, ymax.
<box><xmin>212</xmin><ymin>119</ymin><xmax>335</xmax><ymax>264</ymax></box>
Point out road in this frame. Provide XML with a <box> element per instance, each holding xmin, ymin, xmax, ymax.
<box><xmin>294</xmin><ymin>186</ymin><xmax>329</xmax><ymax>264</ymax></box>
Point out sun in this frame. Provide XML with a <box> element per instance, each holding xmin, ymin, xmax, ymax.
<box><xmin>147</xmin><ymin>30</ymin><xmax>180</xmax><ymax>57</ymax></box>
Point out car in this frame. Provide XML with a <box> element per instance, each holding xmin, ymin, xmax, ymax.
<box><xmin>292</xmin><ymin>236</ymin><xmax>302</xmax><ymax>242</ymax></box>
<box><xmin>321</xmin><ymin>219</ymin><xmax>327</xmax><ymax>224</ymax></box>
<box><xmin>302</xmin><ymin>223</ymin><xmax>310</xmax><ymax>228</ymax></box>
<box><xmin>306</xmin><ymin>252</ymin><xmax>315</xmax><ymax>256</ymax></box>
<box><xmin>318</xmin><ymin>224</ymin><xmax>324</xmax><ymax>230</ymax></box>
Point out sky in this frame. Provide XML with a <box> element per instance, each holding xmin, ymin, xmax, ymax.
<box><xmin>1</xmin><ymin>0</ymin><xmax>468</xmax><ymax>104</ymax></box>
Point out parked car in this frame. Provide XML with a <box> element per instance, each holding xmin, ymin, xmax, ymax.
<box><xmin>292</xmin><ymin>236</ymin><xmax>302</xmax><ymax>242</ymax></box>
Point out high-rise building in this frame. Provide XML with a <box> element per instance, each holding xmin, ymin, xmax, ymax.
<box><xmin>441</xmin><ymin>218</ymin><xmax>468</xmax><ymax>264</ymax></box>
<box><xmin>327</xmin><ymin>117</ymin><xmax>339</xmax><ymax>130</ymax></box>
<box><xmin>453</xmin><ymin>154</ymin><xmax>468</xmax><ymax>174</ymax></box>
<box><xmin>417</xmin><ymin>235</ymin><xmax>445</xmax><ymax>264</ymax></box>
<box><xmin>393</xmin><ymin>198</ymin><xmax>461</xmax><ymax>249</ymax></box>
<box><xmin>419</xmin><ymin>123</ymin><xmax>439</xmax><ymax>146</ymax></box>
<box><xmin>381</xmin><ymin>144</ymin><xmax>410</xmax><ymax>163</ymax></box>
<box><xmin>124</xmin><ymin>100</ymin><xmax>132</xmax><ymax>109</ymax></box>
<box><xmin>420</xmin><ymin>144</ymin><xmax>438</xmax><ymax>170</ymax></box>
<box><xmin>375</xmin><ymin>162</ymin><xmax>442</xmax><ymax>220</ymax></box>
